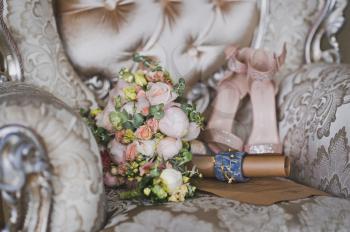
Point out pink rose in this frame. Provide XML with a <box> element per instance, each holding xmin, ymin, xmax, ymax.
<box><xmin>159</xmin><ymin>107</ymin><xmax>189</xmax><ymax>138</ymax></box>
<box><xmin>157</xmin><ymin>137</ymin><xmax>182</xmax><ymax>160</ymax></box>
<box><xmin>146</xmin><ymin>118</ymin><xmax>159</xmax><ymax>133</ymax></box>
<box><xmin>146</xmin><ymin>71</ymin><xmax>165</xmax><ymax>82</ymax></box>
<box><xmin>135</xmin><ymin>125</ymin><xmax>153</xmax><ymax>140</ymax></box>
<box><xmin>136</xmin><ymin>97</ymin><xmax>150</xmax><ymax>116</ymax></box>
<box><xmin>182</xmin><ymin>122</ymin><xmax>201</xmax><ymax>141</ymax></box>
<box><xmin>146</xmin><ymin>82</ymin><xmax>178</xmax><ymax>106</ymax></box>
<box><xmin>115</xmin><ymin>130</ymin><xmax>125</xmax><ymax>143</ymax></box>
<box><xmin>137</xmin><ymin>89</ymin><xmax>146</xmax><ymax>99</ymax></box>
<box><xmin>104</xmin><ymin>172</ymin><xmax>125</xmax><ymax>187</ymax></box>
<box><xmin>125</xmin><ymin>143</ymin><xmax>137</xmax><ymax>161</ymax></box>
<box><xmin>108</xmin><ymin>139</ymin><xmax>126</xmax><ymax>163</ymax></box>
<box><xmin>139</xmin><ymin>161</ymin><xmax>153</xmax><ymax>176</ymax></box>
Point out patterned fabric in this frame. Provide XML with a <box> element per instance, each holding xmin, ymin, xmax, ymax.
<box><xmin>215</xmin><ymin>151</ymin><xmax>248</xmax><ymax>183</ymax></box>
<box><xmin>278</xmin><ymin>63</ymin><xmax>350</xmax><ymax>198</ymax></box>
<box><xmin>102</xmin><ymin>189</ymin><xmax>350</xmax><ymax>232</ymax></box>
<box><xmin>4</xmin><ymin>0</ymin><xmax>97</xmax><ymax>108</ymax></box>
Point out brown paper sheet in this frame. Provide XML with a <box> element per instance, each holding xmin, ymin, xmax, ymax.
<box><xmin>195</xmin><ymin>177</ymin><xmax>328</xmax><ymax>206</ymax></box>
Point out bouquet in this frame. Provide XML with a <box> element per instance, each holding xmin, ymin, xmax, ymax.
<box><xmin>81</xmin><ymin>54</ymin><xmax>204</xmax><ymax>202</ymax></box>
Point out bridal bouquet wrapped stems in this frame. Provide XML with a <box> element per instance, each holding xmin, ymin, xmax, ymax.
<box><xmin>81</xmin><ymin>55</ymin><xmax>204</xmax><ymax>202</ymax></box>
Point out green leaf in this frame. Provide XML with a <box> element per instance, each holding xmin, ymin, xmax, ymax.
<box><xmin>122</xmin><ymin>121</ymin><xmax>134</xmax><ymax>130</ymax></box>
<box><xmin>133</xmin><ymin>113</ymin><xmax>145</xmax><ymax>128</ymax></box>
<box><xmin>174</xmin><ymin>78</ymin><xmax>186</xmax><ymax>96</ymax></box>
<box><xmin>150</xmin><ymin>168</ymin><xmax>160</xmax><ymax>177</ymax></box>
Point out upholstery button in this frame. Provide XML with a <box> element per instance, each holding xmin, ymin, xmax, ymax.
<box><xmin>188</xmin><ymin>47</ymin><xmax>201</xmax><ymax>58</ymax></box>
<box><xmin>104</xmin><ymin>0</ymin><xmax>117</xmax><ymax>10</ymax></box>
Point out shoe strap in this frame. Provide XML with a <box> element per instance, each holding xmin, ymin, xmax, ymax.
<box><xmin>247</xmin><ymin>44</ymin><xmax>287</xmax><ymax>89</ymax></box>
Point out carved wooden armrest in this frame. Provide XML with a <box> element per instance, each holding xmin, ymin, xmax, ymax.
<box><xmin>0</xmin><ymin>83</ymin><xmax>105</xmax><ymax>232</ymax></box>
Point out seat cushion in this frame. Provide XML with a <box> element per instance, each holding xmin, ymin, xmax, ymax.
<box><xmin>55</xmin><ymin>0</ymin><xmax>258</xmax><ymax>87</ymax></box>
<box><xmin>103</xmin><ymin>189</ymin><xmax>350</xmax><ymax>231</ymax></box>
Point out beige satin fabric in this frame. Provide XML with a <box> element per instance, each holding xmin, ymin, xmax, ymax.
<box><xmin>56</xmin><ymin>0</ymin><xmax>259</xmax><ymax>88</ymax></box>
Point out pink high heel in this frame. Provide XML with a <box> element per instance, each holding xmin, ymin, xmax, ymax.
<box><xmin>203</xmin><ymin>46</ymin><xmax>251</xmax><ymax>154</ymax></box>
<box><xmin>244</xmin><ymin>45</ymin><xmax>286</xmax><ymax>154</ymax></box>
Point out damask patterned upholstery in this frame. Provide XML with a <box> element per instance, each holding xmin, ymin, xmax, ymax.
<box><xmin>103</xmin><ymin>189</ymin><xmax>350</xmax><ymax>231</ymax></box>
<box><xmin>278</xmin><ymin>64</ymin><xmax>350</xmax><ymax>198</ymax></box>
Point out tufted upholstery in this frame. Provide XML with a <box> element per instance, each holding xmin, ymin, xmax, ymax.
<box><xmin>56</xmin><ymin>0</ymin><xmax>258</xmax><ymax>87</ymax></box>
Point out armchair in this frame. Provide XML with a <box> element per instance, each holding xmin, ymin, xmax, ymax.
<box><xmin>1</xmin><ymin>0</ymin><xmax>350</xmax><ymax>231</ymax></box>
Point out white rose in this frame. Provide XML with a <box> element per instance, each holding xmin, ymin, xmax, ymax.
<box><xmin>108</xmin><ymin>139</ymin><xmax>126</xmax><ymax>163</ymax></box>
<box><xmin>160</xmin><ymin>168</ymin><xmax>183</xmax><ymax>194</ymax></box>
<box><xmin>146</xmin><ymin>82</ymin><xmax>178</xmax><ymax>106</ymax></box>
<box><xmin>182</xmin><ymin>122</ymin><xmax>201</xmax><ymax>141</ymax></box>
<box><xmin>136</xmin><ymin>140</ymin><xmax>156</xmax><ymax>157</ymax></box>
<box><xmin>121</xmin><ymin>102</ymin><xmax>135</xmax><ymax>115</ymax></box>
<box><xmin>157</xmin><ymin>137</ymin><xmax>182</xmax><ymax>160</ymax></box>
<box><xmin>96</xmin><ymin>101</ymin><xmax>115</xmax><ymax>132</ymax></box>
<box><xmin>159</xmin><ymin>107</ymin><xmax>189</xmax><ymax>138</ymax></box>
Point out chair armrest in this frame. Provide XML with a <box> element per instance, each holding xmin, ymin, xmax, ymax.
<box><xmin>0</xmin><ymin>83</ymin><xmax>105</xmax><ymax>231</ymax></box>
<box><xmin>278</xmin><ymin>63</ymin><xmax>350</xmax><ymax>198</ymax></box>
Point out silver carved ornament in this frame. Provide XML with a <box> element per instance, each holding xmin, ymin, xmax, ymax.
<box><xmin>0</xmin><ymin>0</ymin><xmax>23</xmax><ymax>83</ymax></box>
<box><xmin>0</xmin><ymin>125</ymin><xmax>52</xmax><ymax>232</ymax></box>
<box><xmin>305</xmin><ymin>0</ymin><xmax>348</xmax><ymax>63</ymax></box>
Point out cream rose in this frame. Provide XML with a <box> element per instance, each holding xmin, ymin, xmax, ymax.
<box><xmin>157</xmin><ymin>137</ymin><xmax>182</xmax><ymax>160</ymax></box>
<box><xmin>159</xmin><ymin>107</ymin><xmax>189</xmax><ymax>138</ymax></box>
<box><xmin>160</xmin><ymin>168</ymin><xmax>183</xmax><ymax>194</ymax></box>
<box><xmin>96</xmin><ymin>101</ymin><xmax>115</xmax><ymax>132</ymax></box>
<box><xmin>136</xmin><ymin>140</ymin><xmax>156</xmax><ymax>157</ymax></box>
<box><xmin>146</xmin><ymin>82</ymin><xmax>178</xmax><ymax>106</ymax></box>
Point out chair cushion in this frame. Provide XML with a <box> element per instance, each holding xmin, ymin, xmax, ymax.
<box><xmin>103</xmin><ymin>189</ymin><xmax>350</xmax><ymax>231</ymax></box>
<box><xmin>55</xmin><ymin>0</ymin><xmax>258</xmax><ymax>87</ymax></box>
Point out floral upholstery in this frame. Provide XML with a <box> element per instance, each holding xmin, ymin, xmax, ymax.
<box><xmin>102</xmin><ymin>189</ymin><xmax>350</xmax><ymax>232</ymax></box>
<box><xmin>278</xmin><ymin>64</ymin><xmax>350</xmax><ymax>198</ymax></box>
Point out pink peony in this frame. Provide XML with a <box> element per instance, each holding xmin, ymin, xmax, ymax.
<box><xmin>125</xmin><ymin>143</ymin><xmax>137</xmax><ymax>161</ymax></box>
<box><xmin>146</xmin><ymin>82</ymin><xmax>178</xmax><ymax>106</ymax></box>
<box><xmin>182</xmin><ymin>122</ymin><xmax>201</xmax><ymax>141</ymax></box>
<box><xmin>146</xmin><ymin>118</ymin><xmax>159</xmax><ymax>133</ymax></box>
<box><xmin>136</xmin><ymin>140</ymin><xmax>156</xmax><ymax>157</ymax></box>
<box><xmin>157</xmin><ymin>137</ymin><xmax>182</xmax><ymax>160</ymax></box>
<box><xmin>108</xmin><ymin>139</ymin><xmax>126</xmax><ymax>163</ymax></box>
<box><xmin>135</xmin><ymin>125</ymin><xmax>153</xmax><ymax>140</ymax></box>
<box><xmin>159</xmin><ymin>107</ymin><xmax>189</xmax><ymax>138</ymax></box>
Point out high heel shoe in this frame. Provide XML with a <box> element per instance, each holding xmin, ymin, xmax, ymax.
<box><xmin>203</xmin><ymin>46</ymin><xmax>252</xmax><ymax>154</ymax></box>
<box><xmin>244</xmin><ymin>45</ymin><xmax>286</xmax><ymax>154</ymax></box>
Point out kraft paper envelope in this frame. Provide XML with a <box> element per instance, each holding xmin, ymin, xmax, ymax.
<box><xmin>195</xmin><ymin>177</ymin><xmax>328</xmax><ymax>205</ymax></box>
